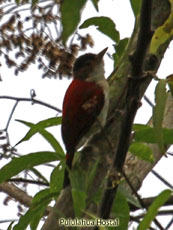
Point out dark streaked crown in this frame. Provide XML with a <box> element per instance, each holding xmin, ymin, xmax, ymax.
<box><xmin>73</xmin><ymin>53</ymin><xmax>96</xmax><ymax>80</ymax></box>
<box><xmin>73</xmin><ymin>48</ymin><xmax>107</xmax><ymax>80</ymax></box>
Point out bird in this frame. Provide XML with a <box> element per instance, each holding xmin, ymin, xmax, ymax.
<box><xmin>61</xmin><ymin>47</ymin><xmax>109</xmax><ymax>188</ymax></box>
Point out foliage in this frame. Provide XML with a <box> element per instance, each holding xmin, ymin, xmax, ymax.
<box><xmin>150</xmin><ymin>0</ymin><xmax>173</xmax><ymax>55</ymax></box>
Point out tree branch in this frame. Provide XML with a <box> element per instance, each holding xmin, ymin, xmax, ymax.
<box><xmin>98</xmin><ymin>0</ymin><xmax>153</xmax><ymax>221</ymax></box>
<box><xmin>0</xmin><ymin>182</ymin><xmax>51</xmax><ymax>215</ymax></box>
<box><xmin>0</xmin><ymin>182</ymin><xmax>32</xmax><ymax>208</ymax></box>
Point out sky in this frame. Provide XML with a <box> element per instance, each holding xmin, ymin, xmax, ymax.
<box><xmin>0</xmin><ymin>0</ymin><xmax>173</xmax><ymax>229</ymax></box>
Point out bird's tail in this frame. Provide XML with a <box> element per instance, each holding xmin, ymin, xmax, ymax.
<box><xmin>63</xmin><ymin>151</ymin><xmax>74</xmax><ymax>188</ymax></box>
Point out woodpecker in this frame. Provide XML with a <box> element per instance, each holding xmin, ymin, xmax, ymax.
<box><xmin>61</xmin><ymin>47</ymin><xmax>109</xmax><ymax>188</ymax></box>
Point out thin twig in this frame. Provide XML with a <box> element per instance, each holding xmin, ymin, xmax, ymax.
<box><xmin>7</xmin><ymin>178</ymin><xmax>49</xmax><ymax>186</ymax></box>
<box><xmin>152</xmin><ymin>170</ymin><xmax>173</xmax><ymax>189</ymax></box>
<box><xmin>5</xmin><ymin>101</ymin><xmax>18</xmax><ymax>131</ymax></box>
<box><xmin>144</xmin><ymin>95</ymin><xmax>154</xmax><ymax>107</ymax></box>
<box><xmin>165</xmin><ymin>217</ymin><xmax>173</xmax><ymax>230</ymax></box>
<box><xmin>135</xmin><ymin>210</ymin><xmax>173</xmax><ymax>219</ymax></box>
<box><xmin>167</xmin><ymin>152</ymin><xmax>173</xmax><ymax>156</ymax></box>
<box><xmin>0</xmin><ymin>95</ymin><xmax>61</xmax><ymax>113</ymax></box>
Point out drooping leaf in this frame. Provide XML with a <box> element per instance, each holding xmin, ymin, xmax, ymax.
<box><xmin>150</xmin><ymin>0</ymin><xmax>173</xmax><ymax>54</ymax></box>
<box><xmin>30</xmin><ymin>189</ymin><xmax>55</xmax><ymax>230</ymax></box>
<box><xmin>60</xmin><ymin>0</ymin><xmax>87</xmax><ymax>44</ymax></box>
<box><xmin>90</xmin><ymin>0</ymin><xmax>99</xmax><ymax>11</ymax></box>
<box><xmin>13</xmin><ymin>189</ymin><xmax>54</xmax><ymax>230</ymax></box>
<box><xmin>118</xmin><ymin>184</ymin><xmax>141</xmax><ymax>208</ymax></box>
<box><xmin>153</xmin><ymin>79</ymin><xmax>168</xmax><ymax>153</ymax></box>
<box><xmin>16</xmin><ymin>201</ymin><xmax>49</xmax><ymax>230</ymax></box>
<box><xmin>32</xmin><ymin>188</ymin><xmax>54</xmax><ymax>205</ymax></box>
<box><xmin>129</xmin><ymin>142</ymin><xmax>154</xmax><ymax>163</ymax></box>
<box><xmin>72</xmin><ymin>189</ymin><xmax>87</xmax><ymax>217</ymax></box>
<box><xmin>85</xmin><ymin>160</ymin><xmax>99</xmax><ymax>192</ymax></box>
<box><xmin>112</xmin><ymin>189</ymin><xmax>130</xmax><ymax>230</ymax></box>
<box><xmin>80</xmin><ymin>16</ymin><xmax>120</xmax><ymax>43</ymax></box>
<box><xmin>16</xmin><ymin>119</ymin><xmax>64</xmax><ymax>154</ymax></box>
<box><xmin>50</xmin><ymin>164</ymin><xmax>64</xmax><ymax>193</ymax></box>
<box><xmin>7</xmin><ymin>221</ymin><xmax>15</xmax><ymax>230</ymax></box>
<box><xmin>70</xmin><ymin>167</ymin><xmax>87</xmax><ymax>217</ymax></box>
<box><xmin>129</xmin><ymin>0</ymin><xmax>142</xmax><ymax>17</ymax></box>
<box><xmin>166</xmin><ymin>74</ymin><xmax>173</xmax><ymax>97</ymax></box>
<box><xmin>0</xmin><ymin>152</ymin><xmax>62</xmax><ymax>184</ymax></box>
<box><xmin>138</xmin><ymin>190</ymin><xmax>172</xmax><ymax>230</ymax></box>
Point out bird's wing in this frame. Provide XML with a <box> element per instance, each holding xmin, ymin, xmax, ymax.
<box><xmin>62</xmin><ymin>79</ymin><xmax>104</xmax><ymax>152</ymax></box>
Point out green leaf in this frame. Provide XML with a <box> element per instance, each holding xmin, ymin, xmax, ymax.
<box><xmin>129</xmin><ymin>0</ymin><xmax>142</xmax><ymax>17</ymax></box>
<box><xmin>16</xmin><ymin>117</ymin><xmax>62</xmax><ymax>130</ymax></box>
<box><xmin>163</xmin><ymin>128</ymin><xmax>173</xmax><ymax>144</ymax></box>
<box><xmin>72</xmin><ymin>189</ymin><xmax>87</xmax><ymax>217</ymax></box>
<box><xmin>133</xmin><ymin>124</ymin><xmax>151</xmax><ymax>132</ymax></box>
<box><xmin>112</xmin><ymin>189</ymin><xmax>130</xmax><ymax>230</ymax></box>
<box><xmin>70</xmin><ymin>167</ymin><xmax>86</xmax><ymax>191</ymax></box>
<box><xmin>153</xmin><ymin>80</ymin><xmax>168</xmax><ymax>153</ymax></box>
<box><xmin>60</xmin><ymin>0</ymin><xmax>87</xmax><ymax>44</ymax></box>
<box><xmin>13</xmin><ymin>189</ymin><xmax>53</xmax><ymax>230</ymax></box>
<box><xmin>134</xmin><ymin>126</ymin><xmax>155</xmax><ymax>143</ymax></box>
<box><xmin>39</xmin><ymin>128</ymin><xmax>64</xmax><ymax>153</ymax></box>
<box><xmin>129</xmin><ymin>142</ymin><xmax>154</xmax><ymax>163</ymax></box>
<box><xmin>138</xmin><ymin>190</ymin><xmax>172</xmax><ymax>230</ymax></box>
<box><xmin>118</xmin><ymin>184</ymin><xmax>141</xmax><ymax>208</ymax></box>
<box><xmin>166</xmin><ymin>74</ymin><xmax>173</xmax><ymax>97</ymax></box>
<box><xmin>0</xmin><ymin>151</ymin><xmax>61</xmax><ymax>184</ymax></box>
<box><xmin>90</xmin><ymin>0</ymin><xmax>99</xmax><ymax>11</ymax></box>
<box><xmin>113</xmin><ymin>38</ymin><xmax>129</xmax><ymax>66</ymax></box>
<box><xmin>70</xmin><ymin>168</ymin><xmax>87</xmax><ymax>217</ymax></box>
<box><xmin>50</xmin><ymin>164</ymin><xmax>64</xmax><ymax>193</ymax></box>
<box><xmin>80</xmin><ymin>16</ymin><xmax>120</xmax><ymax>43</ymax></box>
<box><xmin>7</xmin><ymin>221</ymin><xmax>15</xmax><ymax>230</ymax></box>
<box><xmin>133</xmin><ymin>125</ymin><xmax>173</xmax><ymax>145</ymax></box>
<box><xmin>150</xmin><ymin>0</ymin><xmax>173</xmax><ymax>54</ymax></box>
<box><xmin>30</xmin><ymin>189</ymin><xmax>54</xmax><ymax>230</ymax></box>
<box><xmin>85</xmin><ymin>160</ymin><xmax>99</xmax><ymax>192</ymax></box>
<box><xmin>16</xmin><ymin>119</ymin><xmax>64</xmax><ymax>154</ymax></box>
<box><xmin>31</xmin><ymin>188</ymin><xmax>52</xmax><ymax>205</ymax></box>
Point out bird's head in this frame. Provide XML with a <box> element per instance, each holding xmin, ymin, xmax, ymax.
<box><xmin>73</xmin><ymin>47</ymin><xmax>108</xmax><ymax>81</ymax></box>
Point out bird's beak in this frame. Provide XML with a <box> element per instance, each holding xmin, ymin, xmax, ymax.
<box><xmin>96</xmin><ymin>47</ymin><xmax>108</xmax><ymax>62</ymax></box>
